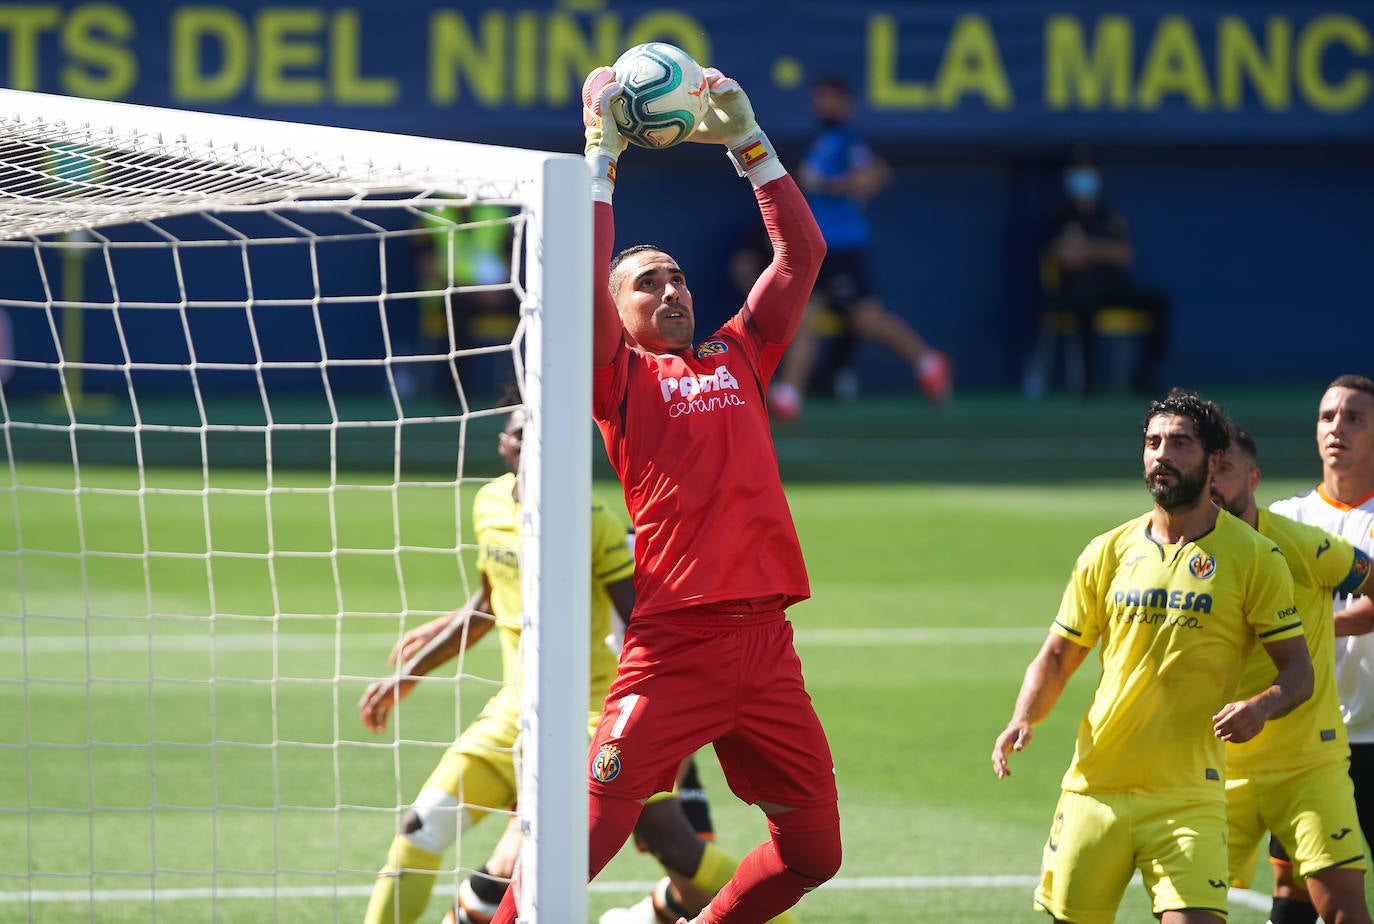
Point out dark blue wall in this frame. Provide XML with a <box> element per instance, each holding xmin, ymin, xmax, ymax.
<box><xmin>606</xmin><ymin>145</ymin><xmax>1374</xmax><ymax>393</ymax></box>
<box><xmin>4</xmin><ymin>147</ymin><xmax>1370</xmax><ymax>398</ymax></box>
<box><xmin>3</xmin><ymin>0</ymin><xmax>1372</xmax><ymax>397</ymax></box>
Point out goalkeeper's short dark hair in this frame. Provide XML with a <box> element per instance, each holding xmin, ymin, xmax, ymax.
<box><xmin>609</xmin><ymin>243</ymin><xmax>667</xmax><ymax>297</ymax></box>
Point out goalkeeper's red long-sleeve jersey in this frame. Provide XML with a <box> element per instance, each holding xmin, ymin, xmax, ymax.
<box><xmin>590</xmin><ymin>175</ymin><xmax>825</xmax><ymax>619</ymax></box>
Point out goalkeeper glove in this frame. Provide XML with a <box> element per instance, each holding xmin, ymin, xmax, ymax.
<box><xmin>582</xmin><ymin>66</ymin><xmax>626</xmax><ymax>203</ymax></box>
<box><xmin>689</xmin><ymin>69</ymin><xmax>786</xmax><ymax>187</ymax></box>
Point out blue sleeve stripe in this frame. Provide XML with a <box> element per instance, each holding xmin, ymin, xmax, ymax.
<box><xmin>1259</xmin><ymin>621</ymin><xmax>1303</xmax><ymax>639</ymax></box>
<box><xmin>1328</xmin><ymin>852</ymin><xmax>1366</xmax><ymax>869</ymax></box>
<box><xmin>1337</xmin><ymin>549</ymin><xmax>1372</xmax><ymax>596</ymax></box>
<box><xmin>1052</xmin><ymin>619</ymin><xmax>1082</xmax><ymax>638</ymax></box>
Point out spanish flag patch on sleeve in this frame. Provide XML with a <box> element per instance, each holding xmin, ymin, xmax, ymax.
<box><xmin>738</xmin><ymin>140</ymin><xmax>769</xmax><ymax>167</ymax></box>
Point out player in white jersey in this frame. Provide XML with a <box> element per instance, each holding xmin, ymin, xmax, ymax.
<box><xmin>1266</xmin><ymin>374</ymin><xmax>1374</xmax><ymax>924</ymax></box>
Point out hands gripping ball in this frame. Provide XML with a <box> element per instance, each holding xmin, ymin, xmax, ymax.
<box><xmin>610</xmin><ymin>43</ymin><xmax>710</xmax><ymax>149</ymax></box>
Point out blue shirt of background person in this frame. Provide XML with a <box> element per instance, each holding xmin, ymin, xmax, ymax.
<box><xmin>799</xmin><ymin>78</ymin><xmax>879</xmax><ymax>250</ymax></box>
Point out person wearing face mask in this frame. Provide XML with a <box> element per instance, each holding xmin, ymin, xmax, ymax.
<box><xmin>765</xmin><ymin>74</ymin><xmax>951</xmax><ymax>422</ymax></box>
<box><xmin>1044</xmin><ymin>161</ymin><xmax>1172</xmax><ymax>395</ymax></box>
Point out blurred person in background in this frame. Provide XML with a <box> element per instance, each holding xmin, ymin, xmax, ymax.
<box><xmin>729</xmin><ymin>222</ymin><xmax>859</xmax><ymax>402</ymax></box>
<box><xmin>766</xmin><ymin>74</ymin><xmax>950</xmax><ymax>422</ymax></box>
<box><xmin>1266</xmin><ymin>375</ymin><xmax>1374</xmax><ymax>924</ymax></box>
<box><xmin>1042</xmin><ymin>159</ymin><xmax>1172</xmax><ymax>395</ymax></box>
<box><xmin>411</xmin><ymin>204</ymin><xmax>519</xmax><ymax>400</ymax></box>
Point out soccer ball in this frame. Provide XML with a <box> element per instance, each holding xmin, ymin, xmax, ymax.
<box><xmin>610</xmin><ymin>43</ymin><xmax>710</xmax><ymax>149</ymax></box>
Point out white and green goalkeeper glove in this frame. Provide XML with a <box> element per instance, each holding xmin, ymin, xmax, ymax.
<box><xmin>690</xmin><ymin>69</ymin><xmax>786</xmax><ymax>187</ymax></box>
<box><xmin>582</xmin><ymin>66</ymin><xmax>626</xmax><ymax>203</ymax></box>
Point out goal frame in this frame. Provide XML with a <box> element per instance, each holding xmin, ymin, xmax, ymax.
<box><xmin>0</xmin><ymin>89</ymin><xmax>592</xmax><ymax>923</ymax></box>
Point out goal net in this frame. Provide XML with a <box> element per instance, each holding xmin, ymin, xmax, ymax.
<box><xmin>0</xmin><ymin>90</ymin><xmax>591</xmax><ymax>923</ymax></box>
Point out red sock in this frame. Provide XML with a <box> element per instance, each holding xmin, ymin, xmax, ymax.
<box><xmin>490</xmin><ymin>869</ymin><xmax>520</xmax><ymax>924</ymax></box>
<box><xmin>489</xmin><ymin>794</ymin><xmax>643</xmax><ymax>924</ymax></box>
<box><xmin>588</xmin><ymin>793</ymin><xmax>645</xmax><ymax>877</ymax></box>
<box><xmin>696</xmin><ymin>804</ymin><xmax>841</xmax><ymax>924</ymax></box>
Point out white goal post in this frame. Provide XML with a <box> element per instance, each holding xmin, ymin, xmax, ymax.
<box><xmin>0</xmin><ymin>89</ymin><xmax>590</xmax><ymax>923</ymax></box>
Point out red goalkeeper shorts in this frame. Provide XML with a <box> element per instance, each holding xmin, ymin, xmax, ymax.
<box><xmin>587</xmin><ymin>607</ymin><xmax>837</xmax><ymax>809</ymax></box>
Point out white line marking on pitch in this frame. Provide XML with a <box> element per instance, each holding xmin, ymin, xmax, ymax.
<box><xmin>0</xmin><ymin>877</ymin><xmax>1272</xmax><ymax>910</ymax></box>
<box><xmin>0</xmin><ymin>626</ymin><xmax>1047</xmax><ymax>655</ymax></box>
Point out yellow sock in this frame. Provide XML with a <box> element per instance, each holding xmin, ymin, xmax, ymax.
<box><xmin>688</xmin><ymin>841</ymin><xmax>799</xmax><ymax>924</ymax></box>
<box><xmin>363</xmin><ymin>835</ymin><xmax>444</xmax><ymax>924</ymax></box>
<box><xmin>689</xmin><ymin>841</ymin><xmax>737</xmax><ymax>894</ymax></box>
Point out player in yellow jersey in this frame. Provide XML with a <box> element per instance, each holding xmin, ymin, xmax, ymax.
<box><xmin>992</xmin><ymin>389</ymin><xmax>1314</xmax><ymax>924</ymax></box>
<box><xmin>1266</xmin><ymin>374</ymin><xmax>1374</xmax><ymax>924</ymax></box>
<box><xmin>358</xmin><ymin>409</ymin><xmax>799</xmax><ymax>924</ymax></box>
<box><xmin>1209</xmin><ymin>427</ymin><xmax>1373</xmax><ymax>924</ymax></box>
<box><xmin>357</xmin><ymin>407</ymin><xmax>635</xmax><ymax>923</ymax></box>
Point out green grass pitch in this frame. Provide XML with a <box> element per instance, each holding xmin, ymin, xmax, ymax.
<box><xmin>0</xmin><ymin>442</ymin><xmax>1314</xmax><ymax>922</ymax></box>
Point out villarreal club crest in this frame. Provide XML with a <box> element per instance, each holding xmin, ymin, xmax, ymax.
<box><xmin>1188</xmin><ymin>552</ymin><xmax>1217</xmax><ymax>579</ymax></box>
<box><xmin>591</xmin><ymin>744</ymin><xmax>622</xmax><ymax>783</ymax></box>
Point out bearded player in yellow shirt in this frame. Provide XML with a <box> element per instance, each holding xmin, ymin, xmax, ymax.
<box><xmin>1210</xmin><ymin>426</ymin><xmax>1373</xmax><ymax>924</ymax></box>
<box><xmin>992</xmin><ymin>389</ymin><xmax>1314</xmax><ymax>924</ymax></box>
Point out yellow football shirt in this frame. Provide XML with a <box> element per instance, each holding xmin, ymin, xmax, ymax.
<box><xmin>473</xmin><ymin>473</ymin><xmax>634</xmax><ymax>706</ymax></box>
<box><xmin>1053</xmin><ymin>509</ymin><xmax>1301</xmax><ymax>802</ymax></box>
<box><xmin>1226</xmin><ymin>510</ymin><xmax>1365</xmax><ymax>775</ymax></box>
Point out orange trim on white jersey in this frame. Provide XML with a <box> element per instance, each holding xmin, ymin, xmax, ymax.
<box><xmin>1316</xmin><ymin>483</ymin><xmax>1374</xmax><ymax>512</ymax></box>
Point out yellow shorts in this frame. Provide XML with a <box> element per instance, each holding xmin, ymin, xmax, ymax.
<box><xmin>1226</xmin><ymin>761</ymin><xmax>1365</xmax><ymax>888</ymax></box>
<box><xmin>1036</xmin><ymin>789</ymin><xmax>1230</xmax><ymax>924</ymax></box>
<box><xmin>422</xmin><ymin>686</ymin><xmax>601</xmax><ymax>824</ymax></box>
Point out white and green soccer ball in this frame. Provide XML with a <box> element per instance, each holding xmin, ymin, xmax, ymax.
<box><xmin>610</xmin><ymin>42</ymin><xmax>711</xmax><ymax>149</ymax></box>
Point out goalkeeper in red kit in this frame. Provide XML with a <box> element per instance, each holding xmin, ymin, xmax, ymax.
<box><xmin>489</xmin><ymin>65</ymin><xmax>842</xmax><ymax>924</ymax></box>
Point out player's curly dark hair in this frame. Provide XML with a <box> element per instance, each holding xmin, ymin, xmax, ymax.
<box><xmin>1142</xmin><ymin>388</ymin><xmax>1232</xmax><ymax>456</ymax></box>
